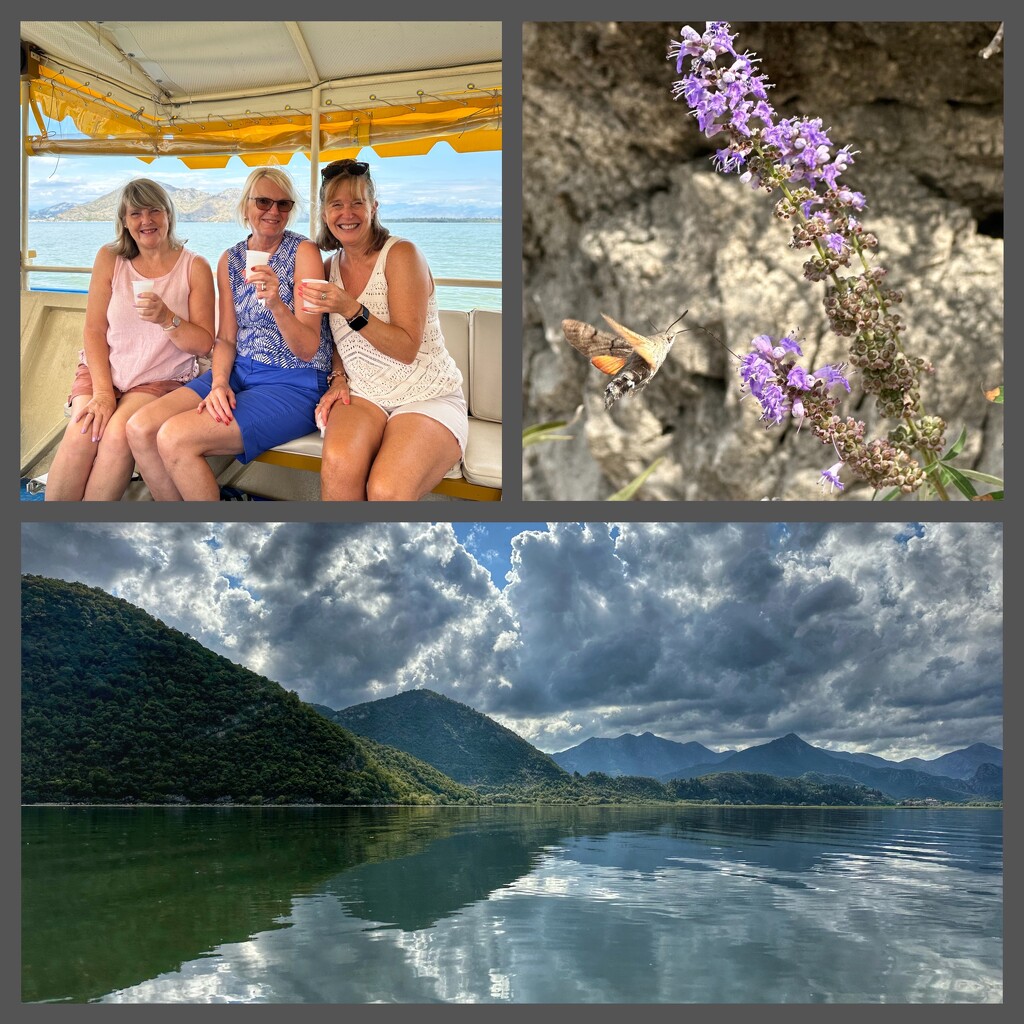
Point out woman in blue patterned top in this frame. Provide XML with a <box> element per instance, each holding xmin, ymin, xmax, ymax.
<box><xmin>126</xmin><ymin>168</ymin><xmax>338</xmax><ymax>500</ymax></box>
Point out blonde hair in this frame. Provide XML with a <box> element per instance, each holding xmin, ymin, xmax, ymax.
<box><xmin>236</xmin><ymin>167</ymin><xmax>301</xmax><ymax>230</ymax></box>
<box><xmin>315</xmin><ymin>160</ymin><xmax>390</xmax><ymax>253</ymax></box>
<box><xmin>107</xmin><ymin>178</ymin><xmax>183</xmax><ymax>259</ymax></box>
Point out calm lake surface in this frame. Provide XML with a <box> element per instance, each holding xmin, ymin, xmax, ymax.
<box><xmin>25</xmin><ymin>220</ymin><xmax>502</xmax><ymax>311</ymax></box>
<box><xmin>21</xmin><ymin>805</ymin><xmax>1002</xmax><ymax>1004</ymax></box>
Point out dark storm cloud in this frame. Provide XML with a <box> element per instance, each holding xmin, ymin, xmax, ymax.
<box><xmin>22</xmin><ymin>522</ymin><xmax>167</xmax><ymax>585</ymax></box>
<box><xmin>493</xmin><ymin>522</ymin><xmax>1001</xmax><ymax>758</ymax></box>
<box><xmin>20</xmin><ymin>521</ymin><xmax>1002</xmax><ymax>761</ymax></box>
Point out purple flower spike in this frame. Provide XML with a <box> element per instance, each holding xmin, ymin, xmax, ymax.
<box><xmin>668</xmin><ymin>22</ymin><xmax>944</xmax><ymax>500</ymax></box>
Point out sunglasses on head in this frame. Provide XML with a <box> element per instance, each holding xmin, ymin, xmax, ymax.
<box><xmin>321</xmin><ymin>161</ymin><xmax>370</xmax><ymax>181</ymax></box>
<box><xmin>251</xmin><ymin>196</ymin><xmax>296</xmax><ymax>212</ymax></box>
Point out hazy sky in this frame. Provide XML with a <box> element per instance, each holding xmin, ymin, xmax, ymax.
<box><xmin>27</xmin><ymin>116</ymin><xmax>501</xmax><ymax>217</ymax></box>
<box><xmin>20</xmin><ymin>521</ymin><xmax>1002</xmax><ymax>761</ymax></box>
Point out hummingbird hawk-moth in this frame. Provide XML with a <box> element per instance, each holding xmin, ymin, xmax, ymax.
<box><xmin>562</xmin><ymin>311</ymin><xmax>688</xmax><ymax>408</ymax></box>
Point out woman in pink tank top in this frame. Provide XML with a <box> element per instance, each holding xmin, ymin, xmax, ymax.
<box><xmin>44</xmin><ymin>178</ymin><xmax>215</xmax><ymax>501</ymax></box>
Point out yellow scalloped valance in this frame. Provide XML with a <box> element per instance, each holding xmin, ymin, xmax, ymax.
<box><xmin>25</xmin><ymin>65</ymin><xmax>501</xmax><ymax>166</ymax></box>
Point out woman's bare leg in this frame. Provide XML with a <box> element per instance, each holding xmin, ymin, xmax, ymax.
<box><xmin>320</xmin><ymin>398</ymin><xmax>388</xmax><ymax>501</ymax></box>
<box><xmin>155</xmin><ymin>408</ymin><xmax>244</xmax><ymax>501</ymax></box>
<box><xmin>366</xmin><ymin>414</ymin><xmax>462</xmax><ymax>501</ymax></box>
<box><xmin>126</xmin><ymin>388</ymin><xmax>204</xmax><ymax>501</ymax></box>
<box><xmin>46</xmin><ymin>392</ymin><xmax>155</xmax><ymax>501</ymax></box>
<box><xmin>81</xmin><ymin>392</ymin><xmax>164</xmax><ymax>500</ymax></box>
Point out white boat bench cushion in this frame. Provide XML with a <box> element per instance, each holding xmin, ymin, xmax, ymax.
<box><xmin>255</xmin><ymin>307</ymin><xmax>500</xmax><ymax>493</ymax></box>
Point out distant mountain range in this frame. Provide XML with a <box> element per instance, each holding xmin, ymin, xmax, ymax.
<box><xmin>554</xmin><ymin>731</ymin><xmax>1002</xmax><ymax>801</ymax></box>
<box><xmin>21</xmin><ymin>575</ymin><xmax>1001</xmax><ymax>806</ymax></box>
<box><xmin>30</xmin><ymin>183</ymin><xmax>501</xmax><ymax>223</ymax></box>
<box><xmin>32</xmin><ymin>185</ymin><xmax>242</xmax><ymax>223</ymax></box>
<box><xmin>552</xmin><ymin>732</ymin><xmax>735</xmax><ymax>778</ymax></box>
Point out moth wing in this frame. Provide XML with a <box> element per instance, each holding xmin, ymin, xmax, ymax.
<box><xmin>591</xmin><ymin>354</ymin><xmax>628</xmax><ymax>375</ymax></box>
<box><xmin>562</xmin><ymin>319</ymin><xmax>633</xmax><ymax>375</ymax></box>
<box><xmin>599</xmin><ymin>313</ymin><xmax>671</xmax><ymax>369</ymax></box>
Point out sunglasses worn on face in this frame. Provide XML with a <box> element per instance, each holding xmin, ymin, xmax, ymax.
<box><xmin>321</xmin><ymin>161</ymin><xmax>370</xmax><ymax>181</ymax></box>
<box><xmin>251</xmin><ymin>196</ymin><xmax>296</xmax><ymax>212</ymax></box>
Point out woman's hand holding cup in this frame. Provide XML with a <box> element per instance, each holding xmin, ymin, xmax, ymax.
<box><xmin>299</xmin><ymin>278</ymin><xmax>335</xmax><ymax>314</ymax></box>
<box><xmin>131</xmin><ymin>279</ymin><xmax>168</xmax><ymax>324</ymax></box>
<box><xmin>245</xmin><ymin>250</ymin><xmax>272</xmax><ymax>305</ymax></box>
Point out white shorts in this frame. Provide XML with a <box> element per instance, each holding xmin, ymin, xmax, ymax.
<box><xmin>355</xmin><ymin>388</ymin><xmax>469</xmax><ymax>457</ymax></box>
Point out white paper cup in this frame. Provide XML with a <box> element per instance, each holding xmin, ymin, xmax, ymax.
<box><xmin>302</xmin><ymin>279</ymin><xmax>330</xmax><ymax>312</ymax></box>
<box><xmin>244</xmin><ymin>249</ymin><xmax>270</xmax><ymax>280</ymax></box>
<box><xmin>131</xmin><ymin>278</ymin><xmax>155</xmax><ymax>306</ymax></box>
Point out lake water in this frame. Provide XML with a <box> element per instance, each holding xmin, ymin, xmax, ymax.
<box><xmin>25</xmin><ymin>220</ymin><xmax>502</xmax><ymax>312</ymax></box>
<box><xmin>21</xmin><ymin>805</ymin><xmax>1002</xmax><ymax>1004</ymax></box>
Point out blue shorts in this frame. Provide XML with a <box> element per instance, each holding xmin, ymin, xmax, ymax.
<box><xmin>185</xmin><ymin>355</ymin><xmax>327</xmax><ymax>464</ymax></box>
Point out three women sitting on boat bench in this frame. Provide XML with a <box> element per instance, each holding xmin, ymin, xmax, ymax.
<box><xmin>48</xmin><ymin>165</ymin><xmax>467</xmax><ymax>501</ymax></box>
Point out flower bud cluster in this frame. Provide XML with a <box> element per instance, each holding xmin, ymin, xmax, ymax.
<box><xmin>825</xmin><ymin>418</ymin><xmax>926</xmax><ymax>494</ymax></box>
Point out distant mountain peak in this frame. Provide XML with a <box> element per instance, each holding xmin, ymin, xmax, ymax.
<box><xmin>773</xmin><ymin>732</ymin><xmax>811</xmax><ymax>747</ymax></box>
<box><xmin>551</xmin><ymin>731</ymin><xmax>730</xmax><ymax>779</ymax></box>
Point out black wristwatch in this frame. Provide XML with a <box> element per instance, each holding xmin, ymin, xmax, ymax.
<box><xmin>346</xmin><ymin>303</ymin><xmax>370</xmax><ymax>331</ymax></box>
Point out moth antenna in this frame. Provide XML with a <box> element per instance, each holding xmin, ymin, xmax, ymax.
<box><xmin>664</xmin><ymin>310</ymin><xmax>688</xmax><ymax>333</ymax></box>
<box><xmin>650</xmin><ymin>310</ymin><xmax>689</xmax><ymax>335</ymax></box>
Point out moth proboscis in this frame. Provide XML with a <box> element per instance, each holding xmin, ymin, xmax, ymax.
<box><xmin>561</xmin><ymin>311</ymin><xmax>688</xmax><ymax>409</ymax></box>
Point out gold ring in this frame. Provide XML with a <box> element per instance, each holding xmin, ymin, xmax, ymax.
<box><xmin>260</xmin><ymin>282</ymin><xmax>266</xmax><ymax>292</ymax></box>
<box><xmin>320</xmin><ymin>291</ymin><xmax>327</xmax><ymax>301</ymax></box>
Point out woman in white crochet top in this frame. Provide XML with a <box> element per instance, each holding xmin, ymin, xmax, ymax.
<box><xmin>298</xmin><ymin>159</ymin><xmax>468</xmax><ymax>500</ymax></box>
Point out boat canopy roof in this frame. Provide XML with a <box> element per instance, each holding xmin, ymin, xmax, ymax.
<box><xmin>20</xmin><ymin>21</ymin><xmax>501</xmax><ymax>167</ymax></box>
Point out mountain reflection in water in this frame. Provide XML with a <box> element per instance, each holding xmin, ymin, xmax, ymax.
<box><xmin>22</xmin><ymin>805</ymin><xmax>1002</xmax><ymax>1004</ymax></box>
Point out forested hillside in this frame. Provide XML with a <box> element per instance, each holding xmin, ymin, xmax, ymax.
<box><xmin>21</xmin><ymin>576</ymin><xmax>475</xmax><ymax>805</ymax></box>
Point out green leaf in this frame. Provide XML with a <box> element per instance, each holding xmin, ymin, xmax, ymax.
<box><xmin>523</xmin><ymin>419</ymin><xmax>567</xmax><ymax>439</ymax></box>
<box><xmin>984</xmin><ymin>385</ymin><xmax>1004</xmax><ymax>404</ymax></box>
<box><xmin>941</xmin><ymin>464</ymin><xmax>979</xmax><ymax>499</ymax></box>
<box><xmin>951</xmin><ymin>468</ymin><xmax>1004</xmax><ymax>487</ymax></box>
<box><xmin>878</xmin><ymin>487</ymin><xmax>902</xmax><ymax>501</ymax></box>
<box><xmin>941</xmin><ymin>425</ymin><xmax>968</xmax><ymax>462</ymax></box>
<box><xmin>971</xmin><ymin>490</ymin><xmax>1003</xmax><ymax>501</ymax></box>
<box><xmin>522</xmin><ymin>421</ymin><xmax>573</xmax><ymax>447</ymax></box>
<box><xmin>523</xmin><ymin>433</ymin><xmax>574</xmax><ymax>447</ymax></box>
<box><xmin>607</xmin><ymin>458</ymin><xmax>664</xmax><ymax>500</ymax></box>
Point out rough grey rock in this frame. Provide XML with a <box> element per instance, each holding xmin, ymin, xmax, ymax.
<box><xmin>522</xmin><ymin>21</ymin><xmax>1004</xmax><ymax>501</ymax></box>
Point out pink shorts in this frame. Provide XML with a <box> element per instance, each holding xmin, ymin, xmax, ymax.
<box><xmin>68</xmin><ymin>363</ymin><xmax>186</xmax><ymax>405</ymax></box>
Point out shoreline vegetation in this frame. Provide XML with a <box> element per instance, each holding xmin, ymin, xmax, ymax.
<box><xmin>24</xmin><ymin>800</ymin><xmax>1002</xmax><ymax>810</ymax></box>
